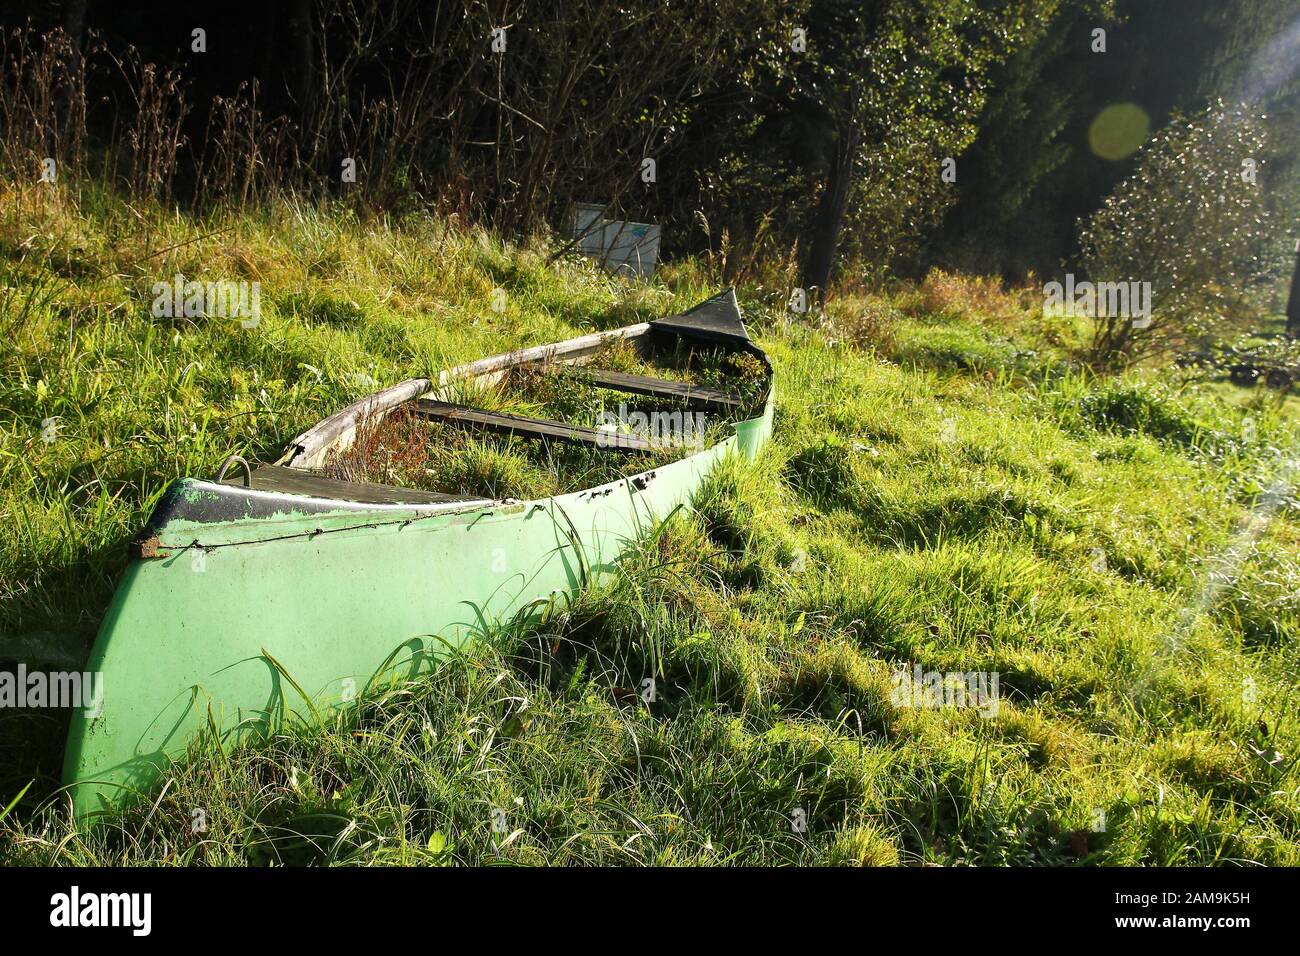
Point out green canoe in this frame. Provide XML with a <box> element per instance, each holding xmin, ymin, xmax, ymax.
<box><xmin>63</xmin><ymin>289</ymin><xmax>774</xmax><ymax>819</ymax></box>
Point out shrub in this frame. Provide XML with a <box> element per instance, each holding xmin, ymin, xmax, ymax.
<box><xmin>1079</xmin><ymin>103</ymin><xmax>1286</xmax><ymax>367</ymax></box>
<box><xmin>913</xmin><ymin>269</ymin><xmax>1031</xmax><ymax>324</ymax></box>
<box><xmin>822</xmin><ymin>296</ymin><xmax>900</xmax><ymax>354</ymax></box>
<box><xmin>1076</xmin><ymin>381</ymin><xmax>1203</xmax><ymax>448</ymax></box>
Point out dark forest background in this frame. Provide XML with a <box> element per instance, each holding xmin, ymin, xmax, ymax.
<box><xmin>2</xmin><ymin>0</ymin><xmax>1298</xmax><ymax>294</ymax></box>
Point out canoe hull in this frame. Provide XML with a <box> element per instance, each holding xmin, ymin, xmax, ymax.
<box><xmin>63</xmin><ymin>392</ymin><xmax>774</xmax><ymax>818</ymax></box>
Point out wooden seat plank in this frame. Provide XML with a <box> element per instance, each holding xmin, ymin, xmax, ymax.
<box><xmin>412</xmin><ymin>399</ymin><xmax>653</xmax><ymax>453</ymax></box>
<box><xmin>560</xmin><ymin>366</ymin><xmax>741</xmax><ymax>411</ymax></box>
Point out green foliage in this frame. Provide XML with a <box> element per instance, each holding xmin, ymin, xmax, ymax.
<box><xmin>928</xmin><ymin>3</ymin><xmax>1107</xmax><ymax>275</ymax></box>
<box><xmin>1075</xmin><ymin>381</ymin><xmax>1205</xmax><ymax>449</ymax></box>
<box><xmin>690</xmin><ymin>0</ymin><xmax>1061</xmax><ymax>287</ymax></box>
<box><xmin>1197</xmin><ymin>0</ymin><xmax>1300</xmax><ymax>233</ymax></box>
<box><xmin>1080</xmin><ymin>103</ymin><xmax>1286</xmax><ymax>365</ymax></box>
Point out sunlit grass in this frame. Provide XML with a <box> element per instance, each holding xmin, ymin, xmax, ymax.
<box><xmin>2</xmin><ymin>183</ymin><xmax>1298</xmax><ymax>865</ymax></box>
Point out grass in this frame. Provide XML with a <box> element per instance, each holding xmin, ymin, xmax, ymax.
<box><xmin>2</xmin><ymin>181</ymin><xmax>1299</xmax><ymax>865</ymax></box>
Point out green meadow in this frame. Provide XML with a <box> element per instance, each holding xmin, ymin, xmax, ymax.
<box><xmin>2</xmin><ymin>187</ymin><xmax>1298</xmax><ymax>865</ymax></box>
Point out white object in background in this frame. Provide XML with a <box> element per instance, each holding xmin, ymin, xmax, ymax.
<box><xmin>573</xmin><ymin>202</ymin><xmax>661</xmax><ymax>277</ymax></box>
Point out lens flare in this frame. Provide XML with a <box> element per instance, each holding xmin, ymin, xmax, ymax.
<box><xmin>1088</xmin><ymin>102</ymin><xmax>1151</xmax><ymax>161</ymax></box>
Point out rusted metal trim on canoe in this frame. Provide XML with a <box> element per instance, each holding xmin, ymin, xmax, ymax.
<box><xmin>129</xmin><ymin>534</ymin><xmax>168</xmax><ymax>560</ymax></box>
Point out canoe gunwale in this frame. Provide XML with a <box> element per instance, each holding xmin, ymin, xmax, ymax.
<box><xmin>275</xmin><ymin>288</ymin><xmax>768</xmax><ymax>476</ymax></box>
<box><xmin>135</xmin><ymin>290</ymin><xmax>769</xmax><ymax>546</ymax></box>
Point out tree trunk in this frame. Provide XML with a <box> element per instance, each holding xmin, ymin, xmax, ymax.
<box><xmin>259</xmin><ymin>4</ymin><xmax>279</xmax><ymax>102</ymax></box>
<box><xmin>54</xmin><ymin>0</ymin><xmax>88</xmax><ymax>159</ymax></box>
<box><xmin>803</xmin><ymin>122</ymin><xmax>857</xmax><ymax>297</ymax></box>
<box><xmin>62</xmin><ymin>0</ymin><xmax>87</xmax><ymax>56</ymax></box>
<box><xmin>287</xmin><ymin>0</ymin><xmax>317</xmax><ymax>124</ymax></box>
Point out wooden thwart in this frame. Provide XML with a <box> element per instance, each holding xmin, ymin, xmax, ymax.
<box><xmin>560</xmin><ymin>366</ymin><xmax>741</xmax><ymax>411</ymax></box>
<box><xmin>413</xmin><ymin>399</ymin><xmax>653</xmax><ymax>453</ymax></box>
